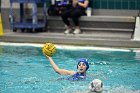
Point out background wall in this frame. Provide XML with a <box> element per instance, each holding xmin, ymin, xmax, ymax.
<box><xmin>90</xmin><ymin>0</ymin><xmax>140</xmax><ymax>10</ymax></box>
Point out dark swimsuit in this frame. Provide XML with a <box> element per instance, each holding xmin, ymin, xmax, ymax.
<box><xmin>67</xmin><ymin>72</ymin><xmax>86</xmax><ymax>81</ymax></box>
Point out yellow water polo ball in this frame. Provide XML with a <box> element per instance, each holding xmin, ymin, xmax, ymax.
<box><xmin>42</xmin><ymin>43</ymin><xmax>56</xmax><ymax>57</ymax></box>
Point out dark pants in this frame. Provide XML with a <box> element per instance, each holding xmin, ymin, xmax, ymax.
<box><xmin>61</xmin><ymin>7</ymin><xmax>86</xmax><ymax>26</ymax></box>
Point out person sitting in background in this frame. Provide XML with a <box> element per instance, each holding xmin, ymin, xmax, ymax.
<box><xmin>61</xmin><ymin>0</ymin><xmax>89</xmax><ymax>34</ymax></box>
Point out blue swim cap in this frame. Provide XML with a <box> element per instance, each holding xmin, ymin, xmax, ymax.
<box><xmin>77</xmin><ymin>58</ymin><xmax>89</xmax><ymax>71</ymax></box>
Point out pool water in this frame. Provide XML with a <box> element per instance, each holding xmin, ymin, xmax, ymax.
<box><xmin>0</xmin><ymin>43</ymin><xmax>140</xmax><ymax>93</ymax></box>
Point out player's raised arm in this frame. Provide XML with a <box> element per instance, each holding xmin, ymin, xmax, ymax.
<box><xmin>42</xmin><ymin>43</ymin><xmax>76</xmax><ymax>75</ymax></box>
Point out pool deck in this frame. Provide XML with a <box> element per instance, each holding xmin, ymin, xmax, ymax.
<box><xmin>1</xmin><ymin>29</ymin><xmax>140</xmax><ymax>48</ymax></box>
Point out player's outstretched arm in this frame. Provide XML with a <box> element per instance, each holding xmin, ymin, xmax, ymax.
<box><xmin>46</xmin><ymin>55</ymin><xmax>76</xmax><ymax>75</ymax></box>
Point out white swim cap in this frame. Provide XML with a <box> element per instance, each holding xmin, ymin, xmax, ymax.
<box><xmin>89</xmin><ymin>79</ymin><xmax>103</xmax><ymax>93</ymax></box>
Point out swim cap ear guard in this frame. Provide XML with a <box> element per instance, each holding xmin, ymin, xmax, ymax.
<box><xmin>77</xmin><ymin>58</ymin><xmax>89</xmax><ymax>71</ymax></box>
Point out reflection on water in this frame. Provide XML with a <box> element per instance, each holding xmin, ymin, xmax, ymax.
<box><xmin>107</xmin><ymin>86</ymin><xmax>140</xmax><ymax>93</ymax></box>
<box><xmin>75</xmin><ymin>86</ymin><xmax>140</xmax><ymax>93</ymax></box>
<box><xmin>0</xmin><ymin>45</ymin><xmax>4</xmax><ymax>55</ymax></box>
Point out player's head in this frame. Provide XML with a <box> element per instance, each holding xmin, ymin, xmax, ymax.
<box><xmin>77</xmin><ymin>58</ymin><xmax>89</xmax><ymax>73</ymax></box>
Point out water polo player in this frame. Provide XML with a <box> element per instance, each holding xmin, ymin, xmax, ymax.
<box><xmin>45</xmin><ymin>56</ymin><xmax>89</xmax><ymax>81</ymax></box>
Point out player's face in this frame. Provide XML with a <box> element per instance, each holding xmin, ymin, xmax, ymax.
<box><xmin>77</xmin><ymin>62</ymin><xmax>87</xmax><ymax>73</ymax></box>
